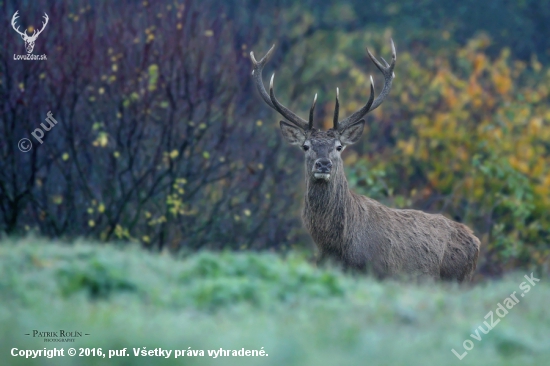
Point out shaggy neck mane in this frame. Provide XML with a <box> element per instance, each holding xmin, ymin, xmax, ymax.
<box><xmin>305</xmin><ymin>164</ymin><xmax>351</xmax><ymax>210</ymax></box>
<box><xmin>303</xmin><ymin>162</ymin><xmax>355</xmax><ymax>253</ymax></box>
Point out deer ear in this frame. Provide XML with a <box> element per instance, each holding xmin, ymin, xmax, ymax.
<box><xmin>280</xmin><ymin>121</ymin><xmax>306</xmax><ymax>145</ymax></box>
<box><xmin>339</xmin><ymin>119</ymin><xmax>365</xmax><ymax>145</ymax></box>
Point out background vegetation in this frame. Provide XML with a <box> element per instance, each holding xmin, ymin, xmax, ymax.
<box><xmin>1</xmin><ymin>1</ymin><xmax>549</xmax><ymax>273</ymax></box>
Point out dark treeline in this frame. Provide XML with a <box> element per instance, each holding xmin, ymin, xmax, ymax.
<box><xmin>1</xmin><ymin>0</ymin><xmax>548</xmax><ymax>276</ymax></box>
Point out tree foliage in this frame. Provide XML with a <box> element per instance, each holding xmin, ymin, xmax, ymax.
<box><xmin>0</xmin><ymin>0</ymin><xmax>548</xmax><ymax>274</ymax></box>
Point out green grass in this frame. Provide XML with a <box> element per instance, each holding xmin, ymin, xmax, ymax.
<box><xmin>0</xmin><ymin>237</ymin><xmax>548</xmax><ymax>366</ymax></box>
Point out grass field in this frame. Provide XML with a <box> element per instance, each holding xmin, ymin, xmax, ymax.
<box><xmin>0</xmin><ymin>237</ymin><xmax>548</xmax><ymax>366</ymax></box>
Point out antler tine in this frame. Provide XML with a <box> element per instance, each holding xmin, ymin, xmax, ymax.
<box><xmin>33</xmin><ymin>13</ymin><xmax>49</xmax><ymax>38</ymax></box>
<box><xmin>366</xmin><ymin>38</ymin><xmax>396</xmax><ymax>111</ymax></box>
<box><xmin>11</xmin><ymin>10</ymin><xmax>26</xmax><ymax>36</ymax></box>
<box><xmin>250</xmin><ymin>45</ymin><xmax>276</xmax><ymax>108</ymax></box>
<box><xmin>333</xmin><ymin>88</ymin><xmax>340</xmax><ymax>130</ymax></box>
<box><xmin>269</xmin><ymin>74</ymin><xmax>309</xmax><ymax>130</ymax></box>
<box><xmin>336</xmin><ymin>39</ymin><xmax>396</xmax><ymax>131</ymax></box>
<box><xmin>250</xmin><ymin>45</ymin><xmax>309</xmax><ymax>130</ymax></box>
<box><xmin>309</xmin><ymin>93</ymin><xmax>317</xmax><ymax>130</ymax></box>
<box><xmin>337</xmin><ymin>76</ymin><xmax>375</xmax><ymax>131</ymax></box>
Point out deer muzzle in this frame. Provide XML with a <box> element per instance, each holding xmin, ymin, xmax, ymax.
<box><xmin>313</xmin><ymin>158</ymin><xmax>332</xmax><ymax>181</ymax></box>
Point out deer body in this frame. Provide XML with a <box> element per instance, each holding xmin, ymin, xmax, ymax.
<box><xmin>250</xmin><ymin>40</ymin><xmax>480</xmax><ymax>282</ymax></box>
<box><xmin>303</xmin><ymin>161</ymin><xmax>479</xmax><ymax>281</ymax></box>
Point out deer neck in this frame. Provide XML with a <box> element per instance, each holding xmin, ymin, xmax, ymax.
<box><xmin>303</xmin><ymin>163</ymin><xmax>353</xmax><ymax>240</ymax></box>
<box><xmin>305</xmin><ymin>167</ymin><xmax>350</xmax><ymax>206</ymax></box>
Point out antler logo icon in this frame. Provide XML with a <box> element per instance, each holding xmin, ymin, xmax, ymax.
<box><xmin>11</xmin><ymin>11</ymin><xmax>49</xmax><ymax>54</ymax></box>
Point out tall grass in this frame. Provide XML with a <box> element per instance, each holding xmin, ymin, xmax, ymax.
<box><xmin>1</xmin><ymin>238</ymin><xmax>548</xmax><ymax>365</ymax></box>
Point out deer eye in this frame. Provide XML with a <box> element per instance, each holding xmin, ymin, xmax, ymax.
<box><xmin>336</xmin><ymin>145</ymin><xmax>343</xmax><ymax>151</ymax></box>
<box><xmin>302</xmin><ymin>145</ymin><xmax>309</xmax><ymax>151</ymax></box>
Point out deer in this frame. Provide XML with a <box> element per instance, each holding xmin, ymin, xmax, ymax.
<box><xmin>11</xmin><ymin>11</ymin><xmax>49</xmax><ymax>54</ymax></box>
<box><xmin>250</xmin><ymin>40</ymin><xmax>480</xmax><ymax>282</ymax></box>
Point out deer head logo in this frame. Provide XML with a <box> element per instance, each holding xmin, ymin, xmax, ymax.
<box><xmin>11</xmin><ymin>11</ymin><xmax>49</xmax><ymax>54</ymax></box>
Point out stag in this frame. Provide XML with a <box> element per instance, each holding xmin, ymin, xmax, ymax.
<box><xmin>250</xmin><ymin>40</ymin><xmax>480</xmax><ymax>282</ymax></box>
<box><xmin>11</xmin><ymin>11</ymin><xmax>49</xmax><ymax>54</ymax></box>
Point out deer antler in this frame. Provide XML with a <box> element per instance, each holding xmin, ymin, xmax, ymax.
<box><xmin>251</xmin><ymin>40</ymin><xmax>396</xmax><ymax>132</ymax></box>
<box><xmin>11</xmin><ymin>11</ymin><xmax>49</xmax><ymax>41</ymax></box>
<box><xmin>11</xmin><ymin>11</ymin><xmax>27</xmax><ymax>37</ymax></box>
<box><xmin>29</xmin><ymin>13</ymin><xmax>49</xmax><ymax>40</ymax></box>
<box><xmin>336</xmin><ymin>39</ymin><xmax>396</xmax><ymax>131</ymax></box>
<box><xmin>250</xmin><ymin>45</ymin><xmax>310</xmax><ymax>131</ymax></box>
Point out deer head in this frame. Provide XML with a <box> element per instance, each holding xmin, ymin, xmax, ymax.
<box><xmin>11</xmin><ymin>11</ymin><xmax>49</xmax><ymax>54</ymax></box>
<box><xmin>250</xmin><ymin>40</ymin><xmax>396</xmax><ymax>183</ymax></box>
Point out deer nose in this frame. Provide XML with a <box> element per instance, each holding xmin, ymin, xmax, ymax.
<box><xmin>314</xmin><ymin>158</ymin><xmax>332</xmax><ymax>173</ymax></box>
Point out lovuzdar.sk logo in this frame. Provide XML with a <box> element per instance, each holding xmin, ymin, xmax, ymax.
<box><xmin>25</xmin><ymin>330</ymin><xmax>90</xmax><ymax>343</ymax></box>
<box><xmin>11</xmin><ymin>10</ymin><xmax>48</xmax><ymax>61</ymax></box>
